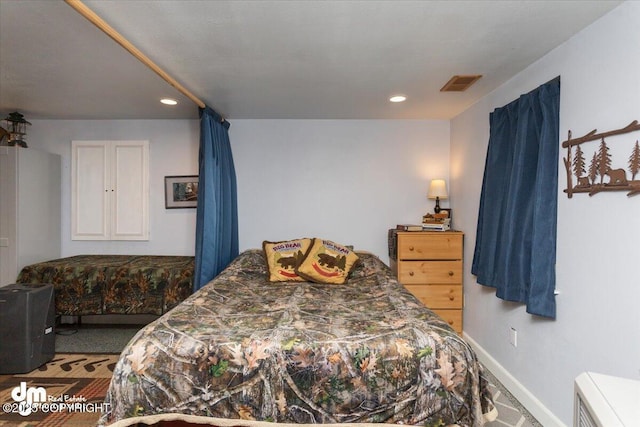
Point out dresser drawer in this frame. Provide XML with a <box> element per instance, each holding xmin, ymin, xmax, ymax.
<box><xmin>432</xmin><ymin>309</ymin><xmax>462</xmax><ymax>334</ymax></box>
<box><xmin>397</xmin><ymin>260</ymin><xmax>462</xmax><ymax>284</ymax></box>
<box><xmin>404</xmin><ymin>284</ymin><xmax>462</xmax><ymax>309</ymax></box>
<box><xmin>397</xmin><ymin>232</ymin><xmax>462</xmax><ymax>260</ymax></box>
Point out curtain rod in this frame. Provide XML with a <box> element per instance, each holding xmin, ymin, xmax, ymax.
<box><xmin>65</xmin><ymin>0</ymin><xmax>216</xmax><ymax>115</ymax></box>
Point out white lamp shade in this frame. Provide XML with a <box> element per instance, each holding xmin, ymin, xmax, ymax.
<box><xmin>428</xmin><ymin>179</ymin><xmax>448</xmax><ymax>199</ymax></box>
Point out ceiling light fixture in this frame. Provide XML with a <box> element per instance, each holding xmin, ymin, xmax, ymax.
<box><xmin>389</xmin><ymin>95</ymin><xmax>407</xmax><ymax>103</ymax></box>
<box><xmin>160</xmin><ymin>98</ymin><xmax>178</xmax><ymax>106</ymax></box>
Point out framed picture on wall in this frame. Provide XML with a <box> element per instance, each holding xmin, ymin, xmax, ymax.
<box><xmin>165</xmin><ymin>175</ymin><xmax>199</xmax><ymax>209</ymax></box>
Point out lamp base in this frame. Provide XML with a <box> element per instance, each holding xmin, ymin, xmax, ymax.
<box><xmin>434</xmin><ymin>197</ymin><xmax>441</xmax><ymax>214</ymax></box>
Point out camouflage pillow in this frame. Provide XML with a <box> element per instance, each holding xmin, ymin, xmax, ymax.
<box><xmin>296</xmin><ymin>238</ymin><xmax>359</xmax><ymax>284</ymax></box>
<box><xmin>263</xmin><ymin>238</ymin><xmax>313</xmax><ymax>282</ymax></box>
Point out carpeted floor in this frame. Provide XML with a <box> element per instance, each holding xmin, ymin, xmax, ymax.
<box><xmin>1</xmin><ymin>326</ymin><xmax>542</xmax><ymax>427</ymax></box>
<box><xmin>55</xmin><ymin>324</ymin><xmax>143</xmax><ymax>354</ymax></box>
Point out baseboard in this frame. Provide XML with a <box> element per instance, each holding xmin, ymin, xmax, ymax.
<box><xmin>463</xmin><ymin>332</ymin><xmax>568</xmax><ymax>427</ymax></box>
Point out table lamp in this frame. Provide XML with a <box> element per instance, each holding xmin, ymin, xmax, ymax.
<box><xmin>428</xmin><ymin>179</ymin><xmax>448</xmax><ymax>214</ymax></box>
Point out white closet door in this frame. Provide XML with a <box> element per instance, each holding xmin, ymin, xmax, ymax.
<box><xmin>72</xmin><ymin>141</ymin><xmax>109</xmax><ymax>240</ymax></box>
<box><xmin>111</xmin><ymin>141</ymin><xmax>149</xmax><ymax>240</ymax></box>
<box><xmin>72</xmin><ymin>140</ymin><xmax>148</xmax><ymax>241</ymax></box>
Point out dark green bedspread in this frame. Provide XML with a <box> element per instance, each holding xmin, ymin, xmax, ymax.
<box><xmin>16</xmin><ymin>255</ymin><xmax>194</xmax><ymax>316</ymax></box>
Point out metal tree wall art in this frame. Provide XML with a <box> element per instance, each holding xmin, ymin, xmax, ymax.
<box><xmin>562</xmin><ymin>120</ymin><xmax>640</xmax><ymax>197</ymax></box>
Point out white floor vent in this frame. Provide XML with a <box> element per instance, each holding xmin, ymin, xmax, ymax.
<box><xmin>574</xmin><ymin>372</ymin><xmax>640</xmax><ymax>427</ymax></box>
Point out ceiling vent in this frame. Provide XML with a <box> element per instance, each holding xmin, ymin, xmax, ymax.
<box><xmin>440</xmin><ymin>75</ymin><xmax>482</xmax><ymax>92</ymax></box>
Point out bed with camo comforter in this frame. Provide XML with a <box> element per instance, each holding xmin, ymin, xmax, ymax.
<box><xmin>16</xmin><ymin>255</ymin><xmax>193</xmax><ymax>316</ymax></box>
<box><xmin>98</xmin><ymin>249</ymin><xmax>496</xmax><ymax>427</ymax></box>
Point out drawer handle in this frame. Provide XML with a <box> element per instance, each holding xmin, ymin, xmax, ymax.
<box><xmin>449</xmin><ymin>290</ymin><xmax>455</xmax><ymax>301</ymax></box>
<box><xmin>448</xmin><ymin>320</ymin><xmax>454</xmax><ymax>325</ymax></box>
<box><xmin>409</xmin><ymin>246</ymin><xmax>415</xmax><ymax>251</ymax></box>
<box><xmin>409</xmin><ymin>271</ymin><xmax>414</xmax><ymax>276</ymax></box>
<box><xmin>448</xmin><ymin>271</ymin><xmax>454</xmax><ymax>277</ymax></box>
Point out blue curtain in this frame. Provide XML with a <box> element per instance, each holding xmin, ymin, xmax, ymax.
<box><xmin>194</xmin><ymin>106</ymin><xmax>239</xmax><ymax>291</ymax></box>
<box><xmin>471</xmin><ymin>77</ymin><xmax>560</xmax><ymax>318</ymax></box>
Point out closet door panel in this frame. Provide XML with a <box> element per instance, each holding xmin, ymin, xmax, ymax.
<box><xmin>112</xmin><ymin>142</ymin><xmax>149</xmax><ymax>240</ymax></box>
<box><xmin>72</xmin><ymin>142</ymin><xmax>109</xmax><ymax>240</ymax></box>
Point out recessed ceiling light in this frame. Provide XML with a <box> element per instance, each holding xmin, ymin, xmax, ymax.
<box><xmin>389</xmin><ymin>95</ymin><xmax>407</xmax><ymax>103</ymax></box>
<box><xmin>160</xmin><ymin>98</ymin><xmax>178</xmax><ymax>105</ymax></box>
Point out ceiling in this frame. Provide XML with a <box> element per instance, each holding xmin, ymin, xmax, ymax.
<box><xmin>0</xmin><ymin>0</ymin><xmax>622</xmax><ymax>121</ymax></box>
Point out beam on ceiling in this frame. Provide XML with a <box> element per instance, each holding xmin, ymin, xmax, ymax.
<box><xmin>64</xmin><ymin>0</ymin><xmax>207</xmax><ymax>111</ymax></box>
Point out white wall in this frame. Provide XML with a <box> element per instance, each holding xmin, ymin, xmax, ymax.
<box><xmin>451</xmin><ymin>2</ymin><xmax>640</xmax><ymax>425</ymax></box>
<box><xmin>28</xmin><ymin>119</ymin><xmax>449</xmax><ymax>261</ymax></box>
<box><xmin>229</xmin><ymin>119</ymin><xmax>449</xmax><ymax>259</ymax></box>
<box><xmin>28</xmin><ymin>119</ymin><xmax>200</xmax><ymax>256</ymax></box>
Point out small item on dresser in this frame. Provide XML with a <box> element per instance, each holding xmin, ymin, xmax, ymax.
<box><xmin>423</xmin><ymin>218</ymin><xmax>451</xmax><ymax>231</ymax></box>
<box><xmin>422</xmin><ymin>211</ymin><xmax>449</xmax><ymax>222</ymax></box>
<box><xmin>422</xmin><ymin>211</ymin><xmax>451</xmax><ymax>231</ymax></box>
<box><xmin>396</xmin><ymin>224</ymin><xmax>424</xmax><ymax>231</ymax></box>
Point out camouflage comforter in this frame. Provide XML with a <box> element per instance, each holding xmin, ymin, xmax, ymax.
<box><xmin>16</xmin><ymin>255</ymin><xmax>194</xmax><ymax>316</ymax></box>
<box><xmin>99</xmin><ymin>250</ymin><xmax>495</xmax><ymax>427</ymax></box>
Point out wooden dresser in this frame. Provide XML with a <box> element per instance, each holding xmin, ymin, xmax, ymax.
<box><xmin>390</xmin><ymin>231</ymin><xmax>464</xmax><ymax>334</ymax></box>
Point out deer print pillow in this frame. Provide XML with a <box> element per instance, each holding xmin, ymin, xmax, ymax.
<box><xmin>296</xmin><ymin>238</ymin><xmax>359</xmax><ymax>284</ymax></box>
<box><xmin>263</xmin><ymin>238</ymin><xmax>313</xmax><ymax>282</ymax></box>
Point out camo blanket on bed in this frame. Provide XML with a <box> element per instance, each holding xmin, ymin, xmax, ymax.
<box><xmin>16</xmin><ymin>255</ymin><xmax>193</xmax><ymax>316</ymax></box>
<box><xmin>98</xmin><ymin>249</ymin><xmax>496</xmax><ymax>426</ymax></box>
